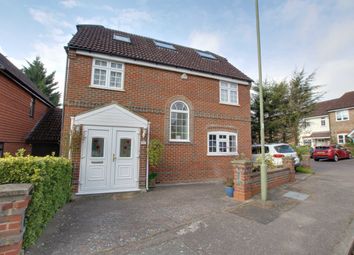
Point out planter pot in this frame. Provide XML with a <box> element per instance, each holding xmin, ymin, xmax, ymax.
<box><xmin>224</xmin><ymin>186</ymin><xmax>234</xmax><ymax>197</ymax></box>
<box><xmin>148</xmin><ymin>178</ymin><xmax>156</xmax><ymax>188</ymax></box>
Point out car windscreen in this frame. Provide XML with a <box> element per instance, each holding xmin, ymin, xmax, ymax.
<box><xmin>315</xmin><ymin>146</ymin><xmax>329</xmax><ymax>150</ymax></box>
<box><xmin>274</xmin><ymin>145</ymin><xmax>294</xmax><ymax>153</ymax></box>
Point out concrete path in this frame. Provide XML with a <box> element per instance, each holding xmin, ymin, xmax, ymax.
<box><xmin>26</xmin><ymin>159</ymin><xmax>354</xmax><ymax>255</ymax></box>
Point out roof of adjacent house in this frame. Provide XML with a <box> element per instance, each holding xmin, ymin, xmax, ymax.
<box><xmin>0</xmin><ymin>52</ymin><xmax>53</xmax><ymax>107</ymax></box>
<box><xmin>308</xmin><ymin>91</ymin><xmax>354</xmax><ymax>117</ymax></box>
<box><xmin>26</xmin><ymin>108</ymin><xmax>62</xmax><ymax>143</ymax></box>
<box><xmin>67</xmin><ymin>24</ymin><xmax>253</xmax><ymax>82</ymax></box>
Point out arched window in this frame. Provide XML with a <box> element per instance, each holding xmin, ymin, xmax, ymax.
<box><xmin>170</xmin><ymin>101</ymin><xmax>189</xmax><ymax>142</ymax></box>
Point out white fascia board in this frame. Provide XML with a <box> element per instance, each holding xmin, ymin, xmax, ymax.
<box><xmin>303</xmin><ymin>115</ymin><xmax>328</xmax><ymax>120</ymax></box>
<box><xmin>328</xmin><ymin>106</ymin><xmax>354</xmax><ymax>112</ymax></box>
<box><xmin>76</xmin><ymin>50</ymin><xmax>251</xmax><ymax>86</ymax></box>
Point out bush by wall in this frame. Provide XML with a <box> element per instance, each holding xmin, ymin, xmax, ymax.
<box><xmin>0</xmin><ymin>151</ymin><xmax>72</xmax><ymax>248</ymax></box>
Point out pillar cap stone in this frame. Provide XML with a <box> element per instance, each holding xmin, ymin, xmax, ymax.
<box><xmin>0</xmin><ymin>184</ymin><xmax>33</xmax><ymax>197</ymax></box>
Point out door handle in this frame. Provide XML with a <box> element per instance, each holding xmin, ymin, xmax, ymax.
<box><xmin>113</xmin><ymin>153</ymin><xmax>117</xmax><ymax>161</ymax></box>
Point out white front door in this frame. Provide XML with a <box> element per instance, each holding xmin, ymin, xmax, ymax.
<box><xmin>79</xmin><ymin>126</ymin><xmax>140</xmax><ymax>194</ymax></box>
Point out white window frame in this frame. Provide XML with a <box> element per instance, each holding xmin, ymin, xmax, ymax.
<box><xmin>335</xmin><ymin>110</ymin><xmax>349</xmax><ymax>121</ymax></box>
<box><xmin>320</xmin><ymin>117</ymin><xmax>326</xmax><ymax>126</ymax></box>
<box><xmin>90</xmin><ymin>58</ymin><xmax>125</xmax><ymax>91</ymax></box>
<box><xmin>337</xmin><ymin>133</ymin><xmax>347</xmax><ymax>144</ymax></box>
<box><xmin>207</xmin><ymin>131</ymin><xmax>238</xmax><ymax>156</ymax></box>
<box><xmin>169</xmin><ymin>101</ymin><xmax>190</xmax><ymax>142</ymax></box>
<box><xmin>219</xmin><ymin>81</ymin><xmax>239</xmax><ymax>105</ymax></box>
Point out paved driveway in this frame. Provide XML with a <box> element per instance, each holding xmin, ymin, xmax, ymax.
<box><xmin>27</xmin><ymin>159</ymin><xmax>354</xmax><ymax>255</ymax></box>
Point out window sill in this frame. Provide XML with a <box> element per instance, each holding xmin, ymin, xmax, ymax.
<box><xmin>89</xmin><ymin>85</ymin><xmax>125</xmax><ymax>92</ymax></box>
<box><xmin>207</xmin><ymin>152</ymin><xmax>238</xmax><ymax>156</ymax></box>
<box><xmin>169</xmin><ymin>139</ymin><xmax>191</xmax><ymax>143</ymax></box>
<box><xmin>336</xmin><ymin>119</ymin><xmax>349</xmax><ymax>122</ymax></box>
<box><xmin>219</xmin><ymin>102</ymin><xmax>240</xmax><ymax>106</ymax></box>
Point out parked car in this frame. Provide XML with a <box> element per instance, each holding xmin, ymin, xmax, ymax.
<box><xmin>313</xmin><ymin>144</ymin><xmax>352</xmax><ymax>162</ymax></box>
<box><xmin>252</xmin><ymin>143</ymin><xmax>300</xmax><ymax>167</ymax></box>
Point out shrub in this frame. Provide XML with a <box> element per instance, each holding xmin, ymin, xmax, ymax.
<box><xmin>293</xmin><ymin>145</ymin><xmax>311</xmax><ymax>161</ymax></box>
<box><xmin>148</xmin><ymin>139</ymin><xmax>164</xmax><ymax>168</ymax></box>
<box><xmin>0</xmin><ymin>151</ymin><xmax>72</xmax><ymax>248</ymax></box>
<box><xmin>295</xmin><ymin>166</ymin><xmax>313</xmax><ymax>174</ymax></box>
<box><xmin>255</xmin><ymin>154</ymin><xmax>275</xmax><ymax>170</ymax></box>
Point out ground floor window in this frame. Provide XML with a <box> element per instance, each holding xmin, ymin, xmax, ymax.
<box><xmin>0</xmin><ymin>143</ymin><xmax>3</xmax><ymax>157</ymax></box>
<box><xmin>208</xmin><ymin>132</ymin><xmax>238</xmax><ymax>156</ymax></box>
<box><xmin>337</xmin><ymin>134</ymin><xmax>347</xmax><ymax>144</ymax></box>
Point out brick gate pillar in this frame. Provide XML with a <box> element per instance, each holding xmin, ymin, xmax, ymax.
<box><xmin>232</xmin><ymin>160</ymin><xmax>253</xmax><ymax>201</ymax></box>
<box><xmin>283</xmin><ymin>157</ymin><xmax>296</xmax><ymax>182</ymax></box>
<box><xmin>0</xmin><ymin>184</ymin><xmax>33</xmax><ymax>255</ymax></box>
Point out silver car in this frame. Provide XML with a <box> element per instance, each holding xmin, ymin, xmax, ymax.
<box><xmin>252</xmin><ymin>143</ymin><xmax>300</xmax><ymax>167</ymax></box>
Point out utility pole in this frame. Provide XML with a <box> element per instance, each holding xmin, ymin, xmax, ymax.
<box><xmin>255</xmin><ymin>0</ymin><xmax>267</xmax><ymax>201</ymax></box>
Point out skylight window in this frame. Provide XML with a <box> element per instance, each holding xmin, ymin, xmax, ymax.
<box><xmin>113</xmin><ymin>34</ymin><xmax>131</xmax><ymax>43</ymax></box>
<box><xmin>196</xmin><ymin>50</ymin><xmax>216</xmax><ymax>59</ymax></box>
<box><xmin>154</xmin><ymin>40</ymin><xmax>176</xmax><ymax>50</ymax></box>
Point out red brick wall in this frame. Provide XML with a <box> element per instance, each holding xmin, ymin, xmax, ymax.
<box><xmin>62</xmin><ymin>50</ymin><xmax>251</xmax><ymax>188</ymax></box>
<box><xmin>0</xmin><ymin>74</ymin><xmax>49</xmax><ymax>155</ymax></box>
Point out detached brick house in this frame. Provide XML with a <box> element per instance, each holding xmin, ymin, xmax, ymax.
<box><xmin>299</xmin><ymin>91</ymin><xmax>354</xmax><ymax>146</ymax></box>
<box><xmin>0</xmin><ymin>52</ymin><xmax>60</xmax><ymax>156</ymax></box>
<box><xmin>62</xmin><ymin>25</ymin><xmax>253</xmax><ymax>194</ymax></box>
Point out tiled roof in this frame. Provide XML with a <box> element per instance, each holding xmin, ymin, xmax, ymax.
<box><xmin>26</xmin><ymin>108</ymin><xmax>62</xmax><ymax>143</ymax></box>
<box><xmin>310</xmin><ymin>131</ymin><xmax>331</xmax><ymax>138</ymax></box>
<box><xmin>67</xmin><ymin>25</ymin><xmax>253</xmax><ymax>82</ymax></box>
<box><xmin>0</xmin><ymin>52</ymin><xmax>53</xmax><ymax>107</ymax></box>
<box><xmin>308</xmin><ymin>91</ymin><xmax>354</xmax><ymax>117</ymax></box>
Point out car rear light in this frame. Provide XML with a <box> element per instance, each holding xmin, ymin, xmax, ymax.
<box><xmin>273</xmin><ymin>154</ymin><xmax>284</xmax><ymax>158</ymax></box>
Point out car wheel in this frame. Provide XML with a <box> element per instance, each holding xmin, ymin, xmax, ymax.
<box><xmin>334</xmin><ymin>155</ymin><xmax>339</xmax><ymax>162</ymax></box>
<box><xmin>314</xmin><ymin>158</ymin><xmax>319</xmax><ymax>161</ymax></box>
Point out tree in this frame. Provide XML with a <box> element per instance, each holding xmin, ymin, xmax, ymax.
<box><xmin>22</xmin><ymin>57</ymin><xmax>61</xmax><ymax>106</ymax></box>
<box><xmin>285</xmin><ymin>69</ymin><xmax>322</xmax><ymax>145</ymax></box>
<box><xmin>251</xmin><ymin>69</ymin><xmax>322</xmax><ymax>145</ymax></box>
<box><xmin>251</xmin><ymin>80</ymin><xmax>288</xmax><ymax>143</ymax></box>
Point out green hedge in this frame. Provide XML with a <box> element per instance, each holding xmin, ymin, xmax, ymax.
<box><xmin>0</xmin><ymin>152</ymin><xmax>72</xmax><ymax>248</ymax></box>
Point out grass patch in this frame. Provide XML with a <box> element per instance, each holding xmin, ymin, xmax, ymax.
<box><xmin>296</xmin><ymin>166</ymin><xmax>314</xmax><ymax>174</ymax></box>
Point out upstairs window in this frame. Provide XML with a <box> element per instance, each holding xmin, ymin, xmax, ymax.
<box><xmin>208</xmin><ymin>132</ymin><xmax>238</xmax><ymax>156</ymax></box>
<box><xmin>29</xmin><ymin>98</ymin><xmax>35</xmax><ymax>117</ymax></box>
<box><xmin>91</xmin><ymin>58</ymin><xmax>124</xmax><ymax>90</ymax></box>
<box><xmin>220</xmin><ymin>81</ymin><xmax>238</xmax><ymax>105</ymax></box>
<box><xmin>321</xmin><ymin>117</ymin><xmax>326</xmax><ymax>126</ymax></box>
<box><xmin>170</xmin><ymin>101</ymin><xmax>189</xmax><ymax>142</ymax></box>
<box><xmin>154</xmin><ymin>40</ymin><xmax>176</xmax><ymax>50</ymax></box>
<box><xmin>336</xmin><ymin>110</ymin><xmax>349</xmax><ymax>121</ymax></box>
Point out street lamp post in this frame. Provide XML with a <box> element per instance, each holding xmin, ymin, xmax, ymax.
<box><xmin>255</xmin><ymin>0</ymin><xmax>267</xmax><ymax>201</ymax></box>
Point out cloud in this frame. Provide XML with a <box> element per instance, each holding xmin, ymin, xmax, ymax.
<box><xmin>188</xmin><ymin>31</ymin><xmax>222</xmax><ymax>53</ymax></box>
<box><xmin>60</xmin><ymin>0</ymin><xmax>78</xmax><ymax>8</ymax></box>
<box><xmin>76</xmin><ymin>8</ymin><xmax>153</xmax><ymax>31</ymax></box>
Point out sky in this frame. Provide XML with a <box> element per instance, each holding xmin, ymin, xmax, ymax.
<box><xmin>1</xmin><ymin>0</ymin><xmax>354</xmax><ymax>103</ymax></box>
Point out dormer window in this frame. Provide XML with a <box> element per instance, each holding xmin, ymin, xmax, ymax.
<box><xmin>154</xmin><ymin>40</ymin><xmax>176</xmax><ymax>50</ymax></box>
<box><xmin>196</xmin><ymin>50</ymin><xmax>216</xmax><ymax>59</ymax></box>
<box><xmin>113</xmin><ymin>34</ymin><xmax>131</xmax><ymax>43</ymax></box>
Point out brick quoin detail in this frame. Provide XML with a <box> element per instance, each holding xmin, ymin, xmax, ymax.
<box><xmin>62</xmin><ymin>51</ymin><xmax>252</xmax><ymax>189</ymax></box>
<box><xmin>233</xmin><ymin>158</ymin><xmax>295</xmax><ymax>201</ymax></box>
<box><xmin>0</xmin><ymin>184</ymin><xmax>32</xmax><ymax>255</ymax></box>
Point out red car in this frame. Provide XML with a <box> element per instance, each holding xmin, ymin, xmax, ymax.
<box><xmin>313</xmin><ymin>145</ymin><xmax>352</xmax><ymax>162</ymax></box>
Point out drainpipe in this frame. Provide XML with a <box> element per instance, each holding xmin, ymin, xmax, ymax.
<box><xmin>68</xmin><ymin>117</ymin><xmax>75</xmax><ymax>160</ymax></box>
<box><xmin>145</xmin><ymin>122</ymin><xmax>151</xmax><ymax>191</ymax></box>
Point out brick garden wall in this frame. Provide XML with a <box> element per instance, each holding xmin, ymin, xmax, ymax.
<box><xmin>233</xmin><ymin>158</ymin><xmax>295</xmax><ymax>201</ymax></box>
<box><xmin>62</xmin><ymin>50</ymin><xmax>251</xmax><ymax>189</ymax></box>
<box><xmin>0</xmin><ymin>74</ymin><xmax>49</xmax><ymax>155</ymax></box>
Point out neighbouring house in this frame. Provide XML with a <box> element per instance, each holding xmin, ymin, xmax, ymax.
<box><xmin>62</xmin><ymin>24</ymin><xmax>253</xmax><ymax>194</ymax></box>
<box><xmin>0</xmin><ymin>52</ymin><xmax>61</xmax><ymax>156</ymax></box>
<box><xmin>299</xmin><ymin>91</ymin><xmax>354</xmax><ymax>146</ymax></box>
